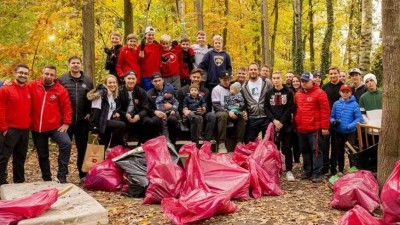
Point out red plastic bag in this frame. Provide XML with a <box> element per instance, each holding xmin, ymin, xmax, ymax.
<box><xmin>0</xmin><ymin>188</ymin><xmax>58</xmax><ymax>225</ymax></box>
<box><xmin>106</xmin><ymin>145</ymin><xmax>130</xmax><ymax>160</ymax></box>
<box><xmin>338</xmin><ymin>205</ymin><xmax>382</xmax><ymax>225</ymax></box>
<box><xmin>330</xmin><ymin>170</ymin><xmax>379</xmax><ymax>212</ymax></box>
<box><xmin>142</xmin><ymin>136</ymin><xmax>185</xmax><ymax>204</ymax></box>
<box><xmin>83</xmin><ymin>159</ymin><xmax>123</xmax><ymax>191</ymax></box>
<box><xmin>381</xmin><ymin>160</ymin><xmax>400</xmax><ymax>224</ymax></box>
<box><xmin>162</xmin><ymin>189</ymin><xmax>238</xmax><ymax>225</ymax></box>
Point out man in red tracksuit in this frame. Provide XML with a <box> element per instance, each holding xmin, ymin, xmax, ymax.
<box><xmin>29</xmin><ymin>65</ymin><xmax>73</xmax><ymax>183</ymax></box>
<box><xmin>0</xmin><ymin>64</ymin><xmax>32</xmax><ymax>185</ymax></box>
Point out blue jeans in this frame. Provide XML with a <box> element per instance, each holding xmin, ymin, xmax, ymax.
<box><xmin>298</xmin><ymin>131</ymin><xmax>323</xmax><ymax>177</ymax></box>
<box><xmin>32</xmin><ymin>129</ymin><xmax>72</xmax><ymax>181</ymax></box>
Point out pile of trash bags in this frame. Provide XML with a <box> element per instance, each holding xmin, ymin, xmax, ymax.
<box><xmin>83</xmin><ymin>123</ymin><xmax>283</xmax><ymax>224</ymax></box>
<box><xmin>334</xmin><ymin>161</ymin><xmax>400</xmax><ymax>225</ymax></box>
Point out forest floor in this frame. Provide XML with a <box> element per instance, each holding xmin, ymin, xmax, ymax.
<box><xmin>5</xmin><ymin>143</ymin><xmax>383</xmax><ymax>225</ymax></box>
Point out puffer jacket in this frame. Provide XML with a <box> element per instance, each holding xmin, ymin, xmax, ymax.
<box><xmin>58</xmin><ymin>72</ymin><xmax>93</xmax><ymax>124</ymax></box>
<box><xmin>241</xmin><ymin>78</ymin><xmax>269</xmax><ymax>119</ymax></box>
<box><xmin>118</xmin><ymin>84</ymin><xmax>149</xmax><ymax>119</ymax></box>
<box><xmin>330</xmin><ymin>95</ymin><xmax>363</xmax><ymax>134</ymax></box>
<box><xmin>294</xmin><ymin>84</ymin><xmax>330</xmax><ymax>133</ymax></box>
<box><xmin>29</xmin><ymin>79</ymin><xmax>72</xmax><ymax>133</ymax></box>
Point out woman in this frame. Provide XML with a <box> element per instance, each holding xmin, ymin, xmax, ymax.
<box><xmin>289</xmin><ymin>75</ymin><xmax>301</xmax><ymax>169</ymax></box>
<box><xmin>87</xmin><ymin>75</ymin><xmax>126</xmax><ymax>150</ymax></box>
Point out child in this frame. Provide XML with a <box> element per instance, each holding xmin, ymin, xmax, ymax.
<box><xmin>224</xmin><ymin>82</ymin><xmax>244</xmax><ymax>116</ymax></box>
<box><xmin>160</xmin><ymin>34</ymin><xmax>182</xmax><ymax>91</ymax></box>
<box><xmin>183</xmin><ymin>84</ymin><xmax>207</xmax><ymax>144</ymax></box>
<box><xmin>104</xmin><ymin>32</ymin><xmax>123</xmax><ymax>77</ymax></box>
<box><xmin>116</xmin><ymin>33</ymin><xmax>141</xmax><ymax>85</ymax></box>
<box><xmin>155</xmin><ymin>83</ymin><xmax>180</xmax><ymax>142</ymax></box>
<box><xmin>179</xmin><ymin>36</ymin><xmax>195</xmax><ymax>87</ymax></box>
<box><xmin>330</xmin><ymin>84</ymin><xmax>363</xmax><ymax>175</ymax></box>
<box><xmin>191</xmin><ymin>30</ymin><xmax>212</xmax><ymax>69</ymax></box>
<box><xmin>198</xmin><ymin>35</ymin><xmax>232</xmax><ymax>92</ymax></box>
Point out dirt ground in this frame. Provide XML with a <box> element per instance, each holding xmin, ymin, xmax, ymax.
<box><xmin>4</xmin><ymin>144</ymin><xmax>380</xmax><ymax>225</ymax></box>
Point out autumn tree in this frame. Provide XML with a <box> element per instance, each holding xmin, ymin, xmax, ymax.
<box><xmin>82</xmin><ymin>0</ymin><xmax>95</xmax><ymax>83</ymax></box>
<box><xmin>270</xmin><ymin>0</ymin><xmax>279</xmax><ymax>69</ymax></box>
<box><xmin>124</xmin><ymin>0</ymin><xmax>133</xmax><ymax>38</ymax></box>
<box><xmin>293</xmin><ymin>0</ymin><xmax>303</xmax><ymax>74</ymax></box>
<box><xmin>378</xmin><ymin>0</ymin><xmax>400</xmax><ymax>186</ymax></box>
<box><xmin>320</xmin><ymin>0</ymin><xmax>334</xmax><ymax>76</ymax></box>
<box><xmin>359</xmin><ymin>0</ymin><xmax>373</xmax><ymax>74</ymax></box>
<box><xmin>194</xmin><ymin>0</ymin><xmax>203</xmax><ymax>30</ymax></box>
<box><xmin>261</xmin><ymin>0</ymin><xmax>270</xmax><ymax>66</ymax></box>
<box><xmin>308</xmin><ymin>0</ymin><xmax>315</xmax><ymax>71</ymax></box>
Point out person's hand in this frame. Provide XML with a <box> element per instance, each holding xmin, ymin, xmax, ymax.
<box><xmin>84</xmin><ymin>114</ymin><xmax>90</xmax><ymax>120</ymax></box>
<box><xmin>242</xmin><ymin>111</ymin><xmax>248</xmax><ymax>120</ymax></box>
<box><xmin>322</xmin><ymin>129</ymin><xmax>330</xmax><ymax>136</ymax></box>
<box><xmin>155</xmin><ymin>110</ymin><xmax>167</xmax><ymax>120</ymax></box>
<box><xmin>2</xmin><ymin>130</ymin><xmax>7</xmax><ymax>136</ymax></box>
<box><xmin>126</xmin><ymin>113</ymin><xmax>132</xmax><ymax>121</ymax></box>
<box><xmin>161</xmin><ymin>55</ymin><xmax>169</xmax><ymax>63</ymax></box>
<box><xmin>333</xmin><ymin>120</ymin><xmax>341</xmax><ymax>127</ymax></box>
<box><xmin>104</xmin><ymin>47</ymin><xmax>112</xmax><ymax>55</ymax></box>
<box><xmin>273</xmin><ymin>119</ymin><xmax>283</xmax><ymax>130</ymax></box>
<box><xmin>163</xmin><ymin>102</ymin><xmax>173</xmax><ymax>110</ymax></box>
<box><xmin>130</xmin><ymin>115</ymin><xmax>140</xmax><ymax>123</ymax></box>
<box><xmin>170</xmin><ymin>111</ymin><xmax>176</xmax><ymax>116</ymax></box>
<box><xmin>3</xmin><ymin>79</ymin><xmax>11</xmax><ymax>86</ymax></box>
<box><xmin>141</xmin><ymin>38</ymin><xmax>146</xmax><ymax>50</ymax></box>
<box><xmin>228</xmin><ymin>111</ymin><xmax>238</xmax><ymax>119</ymax></box>
<box><xmin>183</xmin><ymin>109</ymin><xmax>190</xmax><ymax>117</ymax></box>
<box><xmin>113</xmin><ymin>113</ymin><xmax>120</xmax><ymax>118</ymax></box>
<box><xmin>58</xmin><ymin>124</ymin><xmax>69</xmax><ymax>133</ymax></box>
<box><xmin>197</xmin><ymin>107</ymin><xmax>206</xmax><ymax>115</ymax></box>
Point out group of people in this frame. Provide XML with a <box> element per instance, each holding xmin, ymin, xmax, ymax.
<box><xmin>0</xmin><ymin>26</ymin><xmax>382</xmax><ymax>186</ymax></box>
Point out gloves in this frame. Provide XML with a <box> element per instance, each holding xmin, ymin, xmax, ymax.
<box><xmin>333</xmin><ymin>120</ymin><xmax>341</xmax><ymax>127</ymax></box>
<box><xmin>161</xmin><ymin>55</ymin><xmax>169</xmax><ymax>63</ymax></box>
<box><xmin>104</xmin><ymin>47</ymin><xmax>112</xmax><ymax>55</ymax></box>
<box><xmin>140</xmin><ymin>38</ymin><xmax>146</xmax><ymax>50</ymax></box>
<box><xmin>172</xmin><ymin>40</ymin><xmax>178</xmax><ymax>46</ymax></box>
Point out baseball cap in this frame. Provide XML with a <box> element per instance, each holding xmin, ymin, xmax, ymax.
<box><xmin>312</xmin><ymin>71</ymin><xmax>322</xmax><ymax>77</ymax></box>
<box><xmin>340</xmin><ymin>84</ymin><xmax>352</xmax><ymax>92</ymax></box>
<box><xmin>218</xmin><ymin>70</ymin><xmax>231</xmax><ymax>79</ymax></box>
<box><xmin>124</xmin><ymin>71</ymin><xmax>137</xmax><ymax>77</ymax></box>
<box><xmin>151</xmin><ymin>72</ymin><xmax>162</xmax><ymax>80</ymax></box>
<box><xmin>145</xmin><ymin>26</ymin><xmax>155</xmax><ymax>34</ymax></box>
<box><xmin>300</xmin><ymin>72</ymin><xmax>314</xmax><ymax>81</ymax></box>
<box><xmin>349</xmin><ymin>68</ymin><xmax>362</xmax><ymax>75</ymax></box>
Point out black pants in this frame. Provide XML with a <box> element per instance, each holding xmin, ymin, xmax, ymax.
<box><xmin>244</xmin><ymin>117</ymin><xmax>269</xmax><ymax>143</ymax></box>
<box><xmin>141</xmin><ymin>115</ymin><xmax>162</xmax><ymax>142</ymax></box>
<box><xmin>163</xmin><ymin>114</ymin><xmax>179</xmax><ymax>144</ymax></box>
<box><xmin>321</xmin><ymin>127</ymin><xmax>336</xmax><ymax>173</ymax></box>
<box><xmin>291</xmin><ymin>131</ymin><xmax>301</xmax><ymax>163</ymax></box>
<box><xmin>333</xmin><ymin>132</ymin><xmax>356</xmax><ymax>174</ymax></box>
<box><xmin>67</xmin><ymin>120</ymin><xmax>89</xmax><ymax>179</ymax></box>
<box><xmin>99</xmin><ymin>119</ymin><xmax>126</xmax><ymax>150</ymax></box>
<box><xmin>277</xmin><ymin>131</ymin><xmax>293</xmax><ymax>171</ymax></box>
<box><xmin>0</xmin><ymin>128</ymin><xmax>29</xmax><ymax>184</ymax></box>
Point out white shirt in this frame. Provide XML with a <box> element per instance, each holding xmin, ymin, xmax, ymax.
<box><xmin>247</xmin><ymin>77</ymin><xmax>262</xmax><ymax>102</ymax></box>
<box><xmin>211</xmin><ymin>84</ymin><xmax>230</xmax><ymax>108</ymax></box>
<box><xmin>91</xmin><ymin>95</ymin><xmax>116</xmax><ymax>120</ymax></box>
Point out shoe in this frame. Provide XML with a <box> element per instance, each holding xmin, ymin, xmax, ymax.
<box><xmin>300</xmin><ymin>172</ymin><xmax>311</xmax><ymax>180</ymax></box>
<box><xmin>286</xmin><ymin>171</ymin><xmax>295</xmax><ymax>181</ymax></box>
<box><xmin>311</xmin><ymin>175</ymin><xmax>323</xmax><ymax>183</ymax></box>
<box><xmin>292</xmin><ymin>163</ymin><xmax>301</xmax><ymax>171</ymax></box>
<box><xmin>179</xmin><ymin>122</ymin><xmax>189</xmax><ymax>132</ymax></box>
<box><xmin>227</xmin><ymin>122</ymin><xmax>234</xmax><ymax>128</ymax></box>
<box><xmin>218</xmin><ymin>143</ymin><xmax>228</xmax><ymax>153</ymax></box>
<box><xmin>57</xmin><ymin>176</ymin><xmax>67</xmax><ymax>184</ymax></box>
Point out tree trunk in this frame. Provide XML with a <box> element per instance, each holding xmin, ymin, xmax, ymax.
<box><xmin>320</xmin><ymin>0</ymin><xmax>334</xmax><ymax>77</ymax></box>
<box><xmin>124</xmin><ymin>0</ymin><xmax>133</xmax><ymax>39</ymax></box>
<box><xmin>176</xmin><ymin>0</ymin><xmax>186</xmax><ymax>31</ymax></box>
<box><xmin>293</xmin><ymin>0</ymin><xmax>303</xmax><ymax>75</ymax></box>
<box><xmin>359</xmin><ymin>0</ymin><xmax>373</xmax><ymax>74</ymax></box>
<box><xmin>194</xmin><ymin>0</ymin><xmax>203</xmax><ymax>30</ymax></box>
<box><xmin>344</xmin><ymin>0</ymin><xmax>356</xmax><ymax>67</ymax></box>
<box><xmin>378</xmin><ymin>0</ymin><xmax>400</xmax><ymax>186</ymax></box>
<box><xmin>222</xmin><ymin>0</ymin><xmax>228</xmax><ymax>48</ymax></box>
<box><xmin>82</xmin><ymin>0</ymin><xmax>95</xmax><ymax>84</ymax></box>
<box><xmin>261</xmin><ymin>0</ymin><xmax>270</xmax><ymax>66</ymax></box>
<box><xmin>270</xmin><ymin>0</ymin><xmax>279</xmax><ymax>69</ymax></box>
<box><xmin>308</xmin><ymin>0</ymin><xmax>315</xmax><ymax>71</ymax></box>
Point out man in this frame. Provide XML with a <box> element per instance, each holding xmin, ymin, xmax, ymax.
<box><xmin>118</xmin><ymin>71</ymin><xmax>154</xmax><ymax>144</ymax></box>
<box><xmin>260</xmin><ymin>65</ymin><xmax>271</xmax><ymax>80</ymax></box>
<box><xmin>231</xmin><ymin>67</ymin><xmax>247</xmax><ymax>86</ymax></box>
<box><xmin>265</xmin><ymin>71</ymin><xmax>295</xmax><ymax>181</ymax></box>
<box><xmin>349</xmin><ymin>68</ymin><xmax>367</xmax><ymax>103</ymax></box>
<box><xmin>285</xmin><ymin>71</ymin><xmax>295</xmax><ymax>86</ymax></box>
<box><xmin>294</xmin><ymin>72</ymin><xmax>330</xmax><ymax>183</ymax></box>
<box><xmin>321</xmin><ymin>66</ymin><xmax>344</xmax><ymax>175</ymax></box>
<box><xmin>212</xmin><ymin>71</ymin><xmax>247</xmax><ymax>153</ymax></box>
<box><xmin>139</xmin><ymin>26</ymin><xmax>161</xmax><ymax>91</ymax></box>
<box><xmin>359</xmin><ymin>73</ymin><xmax>382</xmax><ymax>128</ymax></box>
<box><xmin>242</xmin><ymin>63</ymin><xmax>272</xmax><ymax>143</ymax></box>
<box><xmin>177</xmin><ymin>68</ymin><xmax>216</xmax><ymax>144</ymax></box>
<box><xmin>0</xmin><ymin>64</ymin><xmax>32</xmax><ymax>185</ymax></box>
<box><xmin>339</xmin><ymin>70</ymin><xmax>348</xmax><ymax>84</ymax></box>
<box><xmin>58</xmin><ymin>56</ymin><xmax>93</xmax><ymax>180</ymax></box>
<box><xmin>30</xmin><ymin>65</ymin><xmax>72</xmax><ymax>183</ymax></box>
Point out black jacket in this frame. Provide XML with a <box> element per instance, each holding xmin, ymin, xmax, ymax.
<box><xmin>58</xmin><ymin>72</ymin><xmax>93</xmax><ymax>123</ymax></box>
<box><xmin>322</xmin><ymin>81</ymin><xmax>344</xmax><ymax>109</ymax></box>
<box><xmin>265</xmin><ymin>86</ymin><xmax>294</xmax><ymax>133</ymax></box>
<box><xmin>118</xmin><ymin>85</ymin><xmax>149</xmax><ymax>119</ymax></box>
<box><xmin>105</xmin><ymin>44</ymin><xmax>123</xmax><ymax>76</ymax></box>
<box><xmin>177</xmin><ymin>84</ymin><xmax>211</xmax><ymax>113</ymax></box>
<box><xmin>351</xmin><ymin>84</ymin><xmax>367</xmax><ymax>103</ymax></box>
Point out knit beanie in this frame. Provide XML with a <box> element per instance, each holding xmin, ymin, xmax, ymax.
<box><xmin>230</xmin><ymin>82</ymin><xmax>242</xmax><ymax>93</ymax></box>
<box><xmin>363</xmin><ymin>73</ymin><xmax>377</xmax><ymax>85</ymax></box>
<box><xmin>163</xmin><ymin>83</ymin><xmax>174</xmax><ymax>94</ymax></box>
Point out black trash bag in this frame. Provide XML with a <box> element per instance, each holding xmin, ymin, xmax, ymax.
<box><xmin>114</xmin><ymin>151</ymin><xmax>149</xmax><ymax>197</ymax></box>
<box><xmin>348</xmin><ymin>143</ymin><xmax>378</xmax><ymax>172</ymax></box>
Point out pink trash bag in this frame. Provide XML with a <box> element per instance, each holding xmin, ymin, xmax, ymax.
<box><xmin>330</xmin><ymin>170</ymin><xmax>379</xmax><ymax>212</ymax></box>
<box><xmin>337</xmin><ymin>205</ymin><xmax>382</xmax><ymax>225</ymax></box>
<box><xmin>381</xmin><ymin>160</ymin><xmax>400</xmax><ymax>224</ymax></box>
<box><xmin>142</xmin><ymin>136</ymin><xmax>185</xmax><ymax>204</ymax></box>
<box><xmin>0</xmin><ymin>188</ymin><xmax>58</xmax><ymax>225</ymax></box>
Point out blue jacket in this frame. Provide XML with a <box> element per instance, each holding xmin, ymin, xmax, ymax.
<box><xmin>330</xmin><ymin>95</ymin><xmax>363</xmax><ymax>134</ymax></box>
<box><xmin>198</xmin><ymin>50</ymin><xmax>232</xmax><ymax>86</ymax></box>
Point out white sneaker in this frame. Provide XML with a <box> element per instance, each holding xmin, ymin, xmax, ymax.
<box><xmin>218</xmin><ymin>143</ymin><xmax>228</xmax><ymax>153</ymax></box>
<box><xmin>286</xmin><ymin>171</ymin><xmax>295</xmax><ymax>181</ymax></box>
